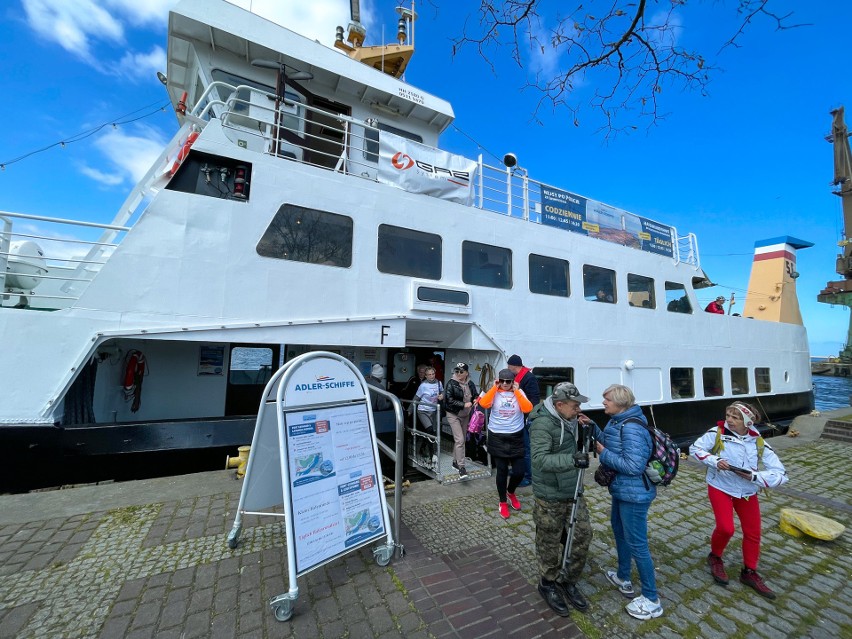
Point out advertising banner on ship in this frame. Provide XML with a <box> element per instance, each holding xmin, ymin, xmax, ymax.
<box><xmin>540</xmin><ymin>185</ymin><xmax>674</xmax><ymax>257</ymax></box>
<box><xmin>378</xmin><ymin>131</ymin><xmax>477</xmax><ymax>205</ymax></box>
<box><xmin>637</xmin><ymin>218</ymin><xmax>675</xmax><ymax>257</ymax></box>
<box><xmin>286</xmin><ymin>403</ymin><xmax>386</xmax><ymax>575</ymax></box>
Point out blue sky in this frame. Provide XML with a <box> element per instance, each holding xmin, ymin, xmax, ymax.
<box><xmin>1</xmin><ymin>0</ymin><xmax>848</xmax><ymax>355</ymax></box>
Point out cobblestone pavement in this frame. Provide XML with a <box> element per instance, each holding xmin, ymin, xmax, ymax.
<box><xmin>0</xmin><ymin>422</ymin><xmax>849</xmax><ymax>639</ymax></box>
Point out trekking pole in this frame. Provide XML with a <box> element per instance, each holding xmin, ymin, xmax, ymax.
<box><xmin>561</xmin><ymin>422</ymin><xmax>592</xmax><ymax>573</ymax></box>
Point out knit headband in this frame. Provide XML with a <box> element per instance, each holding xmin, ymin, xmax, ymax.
<box><xmin>732</xmin><ymin>403</ymin><xmax>756</xmax><ymax>430</ymax></box>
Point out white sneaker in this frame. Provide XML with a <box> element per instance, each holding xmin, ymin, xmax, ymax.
<box><xmin>625</xmin><ymin>595</ymin><xmax>663</xmax><ymax>620</ymax></box>
<box><xmin>605</xmin><ymin>569</ymin><xmax>635</xmax><ymax>598</ymax></box>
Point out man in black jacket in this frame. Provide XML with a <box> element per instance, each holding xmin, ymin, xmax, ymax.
<box><xmin>507</xmin><ymin>354</ymin><xmax>540</xmax><ymax>487</ymax></box>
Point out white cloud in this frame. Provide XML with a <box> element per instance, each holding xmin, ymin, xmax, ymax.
<box><xmin>84</xmin><ymin>125</ymin><xmax>169</xmax><ymax>185</ymax></box>
<box><xmin>22</xmin><ymin>0</ymin><xmax>125</xmax><ymax>62</ymax></box>
<box><xmin>103</xmin><ymin>0</ymin><xmax>175</xmax><ymax>27</ymax></box>
<box><xmin>114</xmin><ymin>45</ymin><xmax>167</xmax><ymax>81</ymax></box>
<box><xmin>78</xmin><ymin>165</ymin><xmax>126</xmax><ymax>186</ymax></box>
<box><xmin>527</xmin><ymin>20</ymin><xmax>565</xmax><ymax>78</ymax></box>
<box><xmin>226</xmin><ymin>0</ymin><xmax>372</xmax><ymax>47</ymax></box>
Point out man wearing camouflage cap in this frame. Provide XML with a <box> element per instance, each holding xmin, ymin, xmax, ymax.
<box><xmin>529</xmin><ymin>382</ymin><xmax>597</xmax><ymax>617</ymax></box>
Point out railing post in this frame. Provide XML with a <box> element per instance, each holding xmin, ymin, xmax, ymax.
<box><xmin>477</xmin><ymin>155</ymin><xmax>484</xmax><ymax>209</ymax></box>
<box><xmin>506</xmin><ymin>165</ymin><xmax>512</xmax><ymax>216</ymax></box>
<box><xmin>522</xmin><ymin>173</ymin><xmax>530</xmax><ymax>221</ymax></box>
<box><xmin>0</xmin><ymin>216</ymin><xmax>10</xmax><ymax>294</ymax></box>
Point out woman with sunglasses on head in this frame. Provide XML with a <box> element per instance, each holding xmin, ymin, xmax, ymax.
<box><xmin>444</xmin><ymin>362</ymin><xmax>478</xmax><ymax>479</ymax></box>
<box><xmin>479</xmin><ymin>368</ymin><xmax>533</xmax><ymax>519</ymax></box>
<box><xmin>689</xmin><ymin>401</ymin><xmax>788</xmax><ymax>599</ymax></box>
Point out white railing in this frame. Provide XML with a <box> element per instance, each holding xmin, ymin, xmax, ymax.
<box><xmin>0</xmin><ymin>211</ymin><xmax>131</xmax><ymax>310</ymax></box>
<box><xmin>191</xmin><ymin>81</ymin><xmax>700</xmax><ymax>269</ymax></box>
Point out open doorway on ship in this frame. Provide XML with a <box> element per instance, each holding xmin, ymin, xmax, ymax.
<box><xmin>386</xmin><ymin>348</ymin><xmax>447</xmax><ymax>400</ymax></box>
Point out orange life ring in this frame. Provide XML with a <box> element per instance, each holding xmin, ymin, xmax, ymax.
<box><xmin>170</xmin><ymin>130</ymin><xmax>199</xmax><ymax>176</ymax></box>
<box><xmin>122</xmin><ymin>350</ymin><xmax>146</xmax><ymax>391</ymax></box>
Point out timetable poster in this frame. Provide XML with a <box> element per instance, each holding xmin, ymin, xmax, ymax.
<box><xmin>285</xmin><ymin>404</ymin><xmax>386</xmax><ymax>575</ymax></box>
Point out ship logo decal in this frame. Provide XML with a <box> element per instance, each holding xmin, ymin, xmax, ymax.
<box><xmin>391</xmin><ymin>152</ymin><xmax>415</xmax><ymax>170</ymax></box>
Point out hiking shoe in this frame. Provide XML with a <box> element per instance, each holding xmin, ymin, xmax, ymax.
<box><xmin>498</xmin><ymin>502</ymin><xmax>510</xmax><ymax>519</ymax></box>
<box><xmin>707</xmin><ymin>553</ymin><xmax>729</xmax><ymax>585</ymax></box>
<box><xmin>458</xmin><ymin>466</ymin><xmax>469</xmax><ymax>479</ymax></box>
<box><xmin>452</xmin><ymin>460</ymin><xmax>460</xmax><ymax>470</ymax></box>
<box><xmin>625</xmin><ymin>595</ymin><xmax>663</xmax><ymax>620</ymax></box>
<box><xmin>605</xmin><ymin>570</ymin><xmax>635</xmax><ymax>598</ymax></box>
<box><xmin>507</xmin><ymin>492</ymin><xmax>521</xmax><ymax>511</ymax></box>
<box><xmin>556</xmin><ymin>581</ymin><xmax>588</xmax><ymax>612</ymax></box>
<box><xmin>538</xmin><ymin>580</ymin><xmax>571</xmax><ymax>617</ymax></box>
<box><xmin>432</xmin><ymin>454</ymin><xmax>439</xmax><ymax>469</ymax></box>
<box><xmin>517</xmin><ymin>479</ymin><xmax>531</xmax><ymax>488</ymax></box>
<box><xmin>740</xmin><ymin>568</ymin><xmax>777</xmax><ymax>600</ymax></box>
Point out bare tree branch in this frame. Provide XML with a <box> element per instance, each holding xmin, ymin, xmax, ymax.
<box><xmin>453</xmin><ymin>1</ymin><xmax>809</xmax><ymax>138</ymax></box>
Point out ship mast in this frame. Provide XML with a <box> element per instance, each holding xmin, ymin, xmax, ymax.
<box><xmin>817</xmin><ymin>106</ymin><xmax>852</xmax><ymax>362</ymax></box>
<box><xmin>334</xmin><ymin>0</ymin><xmax>417</xmax><ymax>78</ymax></box>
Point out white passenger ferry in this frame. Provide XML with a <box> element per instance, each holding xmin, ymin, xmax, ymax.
<box><xmin>0</xmin><ymin>0</ymin><xmax>813</xmax><ymax>489</ymax></box>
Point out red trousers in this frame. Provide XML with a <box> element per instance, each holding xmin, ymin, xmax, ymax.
<box><xmin>707</xmin><ymin>484</ymin><xmax>762</xmax><ymax>570</ymax></box>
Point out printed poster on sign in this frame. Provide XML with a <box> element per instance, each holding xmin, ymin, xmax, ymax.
<box><xmin>540</xmin><ymin>185</ymin><xmax>586</xmax><ymax>232</ymax></box>
<box><xmin>286</xmin><ymin>404</ymin><xmax>385</xmax><ymax>574</ymax></box>
<box><xmin>540</xmin><ymin>185</ymin><xmax>674</xmax><ymax>257</ymax></box>
<box><xmin>378</xmin><ymin>131</ymin><xmax>477</xmax><ymax>205</ymax></box>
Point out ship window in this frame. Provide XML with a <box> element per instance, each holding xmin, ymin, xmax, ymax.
<box><xmin>583</xmin><ymin>265</ymin><xmax>616</xmax><ymax>303</ymax></box>
<box><xmin>378</xmin><ymin>225</ymin><xmax>441</xmax><ymax>279</ymax></box>
<box><xmin>755</xmin><ymin>367</ymin><xmax>771</xmax><ymax>393</ymax></box>
<box><xmin>665</xmin><ymin>282</ymin><xmax>692</xmax><ymax>313</ymax></box>
<box><xmin>417</xmin><ymin>287</ymin><xmax>469</xmax><ymax>305</ymax></box>
<box><xmin>529</xmin><ymin>254</ymin><xmax>569</xmax><ymax>297</ymax></box>
<box><xmin>229</xmin><ymin>347</ymin><xmax>273</xmax><ymax>385</ymax></box>
<box><xmin>731</xmin><ymin>368</ymin><xmax>749</xmax><ymax>395</ymax></box>
<box><xmin>462</xmin><ymin>241</ymin><xmax>512</xmax><ymax>289</ymax></box>
<box><xmin>364</xmin><ymin>124</ymin><xmax>424</xmax><ymax>163</ymax></box>
<box><xmin>534</xmin><ymin>367</ymin><xmax>574</xmax><ymax>400</ymax></box>
<box><xmin>627</xmin><ymin>273</ymin><xmax>655</xmax><ymax>309</ymax></box>
<box><xmin>670</xmin><ymin>367</ymin><xmax>694</xmax><ymax>399</ymax></box>
<box><xmin>702</xmin><ymin>368</ymin><xmax>724</xmax><ymax>397</ymax></box>
<box><xmin>256</xmin><ymin>204</ymin><xmax>352</xmax><ymax>267</ymax></box>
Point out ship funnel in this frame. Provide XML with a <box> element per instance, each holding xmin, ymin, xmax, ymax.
<box><xmin>742</xmin><ymin>236</ymin><xmax>813</xmax><ymax>324</ymax></box>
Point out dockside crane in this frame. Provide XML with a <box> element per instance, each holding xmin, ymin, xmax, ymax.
<box><xmin>817</xmin><ymin>106</ymin><xmax>852</xmax><ymax>362</ymax></box>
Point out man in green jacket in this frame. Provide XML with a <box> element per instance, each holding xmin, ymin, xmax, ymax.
<box><xmin>530</xmin><ymin>382</ymin><xmax>594</xmax><ymax>617</ymax></box>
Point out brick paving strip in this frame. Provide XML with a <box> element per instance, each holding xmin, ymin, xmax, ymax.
<box><xmin>0</xmin><ymin>428</ymin><xmax>849</xmax><ymax>639</ymax></box>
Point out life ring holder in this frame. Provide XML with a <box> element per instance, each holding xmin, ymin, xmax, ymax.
<box><xmin>170</xmin><ymin>129</ymin><xmax>199</xmax><ymax>176</ymax></box>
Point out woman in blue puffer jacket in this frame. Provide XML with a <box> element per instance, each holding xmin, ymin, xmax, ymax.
<box><xmin>594</xmin><ymin>384</ymin><xmax>663</xmax><ymax>621</ymax></box>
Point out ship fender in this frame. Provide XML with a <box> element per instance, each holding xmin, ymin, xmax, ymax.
<box><xmin>170</xmin><ymin>130</ymin><xmax>199</xmax><ymax>176</ymax></box>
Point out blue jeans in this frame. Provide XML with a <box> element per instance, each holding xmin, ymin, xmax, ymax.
<box><xmin>611</xmin><ymin>498</ymin><xmax>658</xmax><ymax>602</ymax></box>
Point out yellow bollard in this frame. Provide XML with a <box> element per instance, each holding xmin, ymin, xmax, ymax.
<box><xmin>226</xmin><ymin>445</ymin><xmax>251</xmax><ymax>478</ymax></box>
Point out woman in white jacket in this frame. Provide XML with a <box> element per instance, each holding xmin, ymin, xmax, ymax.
<box><xmin>689</xmin><ymin>401</ymin><xmax>788</xmax><ymax>600</ymax></box>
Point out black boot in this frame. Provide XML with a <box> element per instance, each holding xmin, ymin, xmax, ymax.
<box><xmin>538</xmin><ymin>579</ymin><xmax>570</xmax><ymax>617</ymax></box>
<box><xmin>556</xmin><ymin>581</ymin><xmax>589</xmax><ymax>612</ymax></box>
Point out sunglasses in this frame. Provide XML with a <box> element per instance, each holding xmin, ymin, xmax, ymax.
<box><xmin>499</xmin><ymin>379</ymin><xmax>513</xmax><ymax>384</ymax></box>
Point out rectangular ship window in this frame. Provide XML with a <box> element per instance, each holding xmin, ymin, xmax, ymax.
<box><xmin>462</xmin><ymin>241</ymin><xmax>512</xmax><ymax>289</ymax></box>
<box><xmin>534</xmin><ymin>367</ymin><xmax>575</xmax><ymax>400</ymax></box>
<box><xmin>665</xmin><ymin>282</ymin><xmax>692</xmax><ymax>313</ymax></box>
<box><xmin>529</xmin><ymin>254</ymin><xmax>569</xmax><ymax>297</ymax></box>
<box><xmin>670</xmin><ymin>367</ymin><xmax>694</xmax><ymax>399</ymax></box>
<box><xmin>583</xmin><ymin>265</ymin><xmax>616</xmax><ymax>303</ymax></box>
<box><xmin>731</xmin><ymin>368</ymin><xmax>749</xmax><ymax>395</ymax></box>
<box><xmin>378</xmin><ymin>225</ymin><xmax>441</xmax><ymax>279</ymax></box>
<box><xmin>627</xmin><ymin>273</ymin><xmax>655</xmax><ymax>309</ymax></box>
<box><xmin>755</xmin><ymin>367</ymin><xmax>771</xmax><ymax>393</ymax></box>
<box><xmin>702</xmin><ymin>368</ymin><xmax>724</xmax><ymax>397</ymax></box>
<box><xmin>256</xmin><ymin>204</ymin><xmax>352</xmax><ymax>267</ymax></box>
<box><xmin>417</xmin><ymin>287</ymin><xmax>469</xmax><ymax>305</ymax></box>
